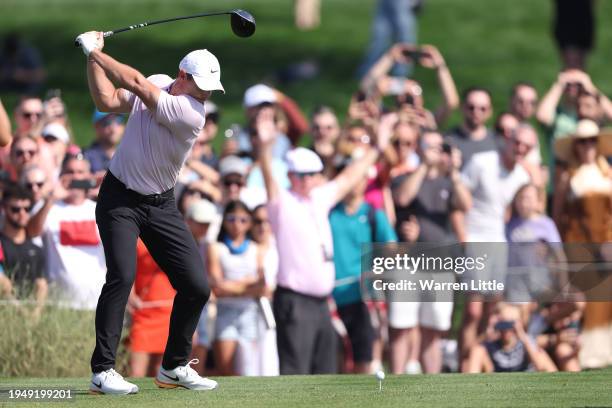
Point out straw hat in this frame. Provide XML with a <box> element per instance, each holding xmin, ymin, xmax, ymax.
<box><xmin>554</xmin><ymin>119</ymin><xmax>612</xmax><ymax>162</ymax></box>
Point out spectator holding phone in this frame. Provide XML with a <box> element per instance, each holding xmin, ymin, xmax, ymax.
<box><xmin>361</xmin><ymin>43</ymin><xmax>459</xmax><ymax>128</ymax></box>
<box><xmin>391</xmin><ymin>129</ymin><xmax>471</xmax><ymax>374</ymax></box>
<box><xmin>28</xmin><ymin>155</ymin><xmax>105</xmax><ymax>310</ymax></box>
<box><xmin>467</xmin><ymin>303</ymin><xmax>557</xmax><ymax>373</ymax></box>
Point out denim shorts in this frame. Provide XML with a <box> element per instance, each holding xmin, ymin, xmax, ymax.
<box><xmin>215</xmin><ymin>301</ymin><xmax>259</xmax><ymax>342</ymax></box>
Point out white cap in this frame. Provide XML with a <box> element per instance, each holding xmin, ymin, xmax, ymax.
<box><xmin>42</xmin><ymin>123</ymin><xmax>70</xmax><ymax>143</ymax></box>
<box><xmin>219</xmin><ymin>155</ymin><xmax>248</xmax><ymax>177</ymax></box>
<box><xmin>286</xmin><ymin>147</ymin><xmax>323</xmax><ymax>173</ymax></box>
<box><xmin>179</xmin><ymin>49</ymin><xmax>225</xmax><ymax>93</ymax></box>
<box><xmin>186</xmin><ymin>199</ymin><xmax>217</xmax><ymax>224</ymax></box>
<box><xmin>243</xmin><ymin>84</ymin><xmax>276</xmax><ymax>108</ymax></box>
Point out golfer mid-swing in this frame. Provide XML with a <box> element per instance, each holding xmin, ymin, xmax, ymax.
<box><xmin>76</xmin><ymin>31</ymin><xmax>220</xmax><ymax>395</ymax></box>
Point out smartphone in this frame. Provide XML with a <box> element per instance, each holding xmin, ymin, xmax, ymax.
<box><xmin>68</xmin><ymin>179</ymin><xmax>96</xmax><ymax>190</ymax></box>
<box><xmin>403</xmin><ymin>49</ymin><xmax>426</xmax><ymax>61</ymax></box>
<box><xmin>355</xmin><ymin>90</ymin><xmax>367</xmax><ymax>102</ymax></box>
<box><xmin>442</xmin><ymin>143</ymin><xmax>452</xmax><ymax>154</ymax></box>
<box><xmin>494</xmin><ymin>320</ymin><xmax>515</xmax><ymax>331</ymax></box>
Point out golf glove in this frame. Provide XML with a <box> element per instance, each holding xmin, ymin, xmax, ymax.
<box><xmin>75</xmin><ymin>32</ymin><xmax>100</xmax><ymax>56</ymax></box>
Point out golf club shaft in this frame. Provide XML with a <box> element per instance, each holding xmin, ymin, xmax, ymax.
<box><xmin>76</xmin><ymin>10</ymin><xmax>232</xmax><ymax>45</ymax></box>
<box><xmin>104</xmin><ymin>10</ymin><xmax>231</xmax><ymax>38</ymax></box>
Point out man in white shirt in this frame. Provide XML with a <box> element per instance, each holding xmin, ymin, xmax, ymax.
<box><xmin>458</xmin><ymin>133</ymin><xmax>539</xmax><ymax>371</ymax></box>
<box><xmin>76</xmin><ymin>31</ymin><xmax>221</xmax><ymax>394</ymax></box>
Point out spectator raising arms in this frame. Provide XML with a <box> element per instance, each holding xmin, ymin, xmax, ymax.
<box><xmin>258</xmin><ymin>108</ymin><xmax>395</xmax><ymax>374</ymax></box>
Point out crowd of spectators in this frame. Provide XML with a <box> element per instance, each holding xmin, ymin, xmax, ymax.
<box><xmin>1</xmin><ymin>38</ymin><xmax>612</xmax><ymax>377</ymax></box>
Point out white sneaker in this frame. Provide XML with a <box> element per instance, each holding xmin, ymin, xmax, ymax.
<box><xmin>90</xmin><ymin>369</ymin><xmax>139</xmax><ymax>395</ymax></box>
<box><xmin>155</xmin><ymin>359</ymin><xmax>218</xmax><ymax>391</ymax></box>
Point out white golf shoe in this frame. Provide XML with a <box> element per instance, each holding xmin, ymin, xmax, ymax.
<box><xmin>155</xmin><ymin>359</ymin><xmax>218</xmax><ymax>391</ymax></box>
<box><xmin>89</xmin><ymin>368</ymin><xmax>139</xmax><ymax>395</ymax></box>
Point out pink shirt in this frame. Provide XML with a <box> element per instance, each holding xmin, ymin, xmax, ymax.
<box><xmin>268</xmin><ymin>182</ymin><xmax>339</xmax><ymax>297</ymax></box>
<box><xmin>110</xmin><ymin>74</ymin><xmax>206</xmax><ymax>194</ymax></box>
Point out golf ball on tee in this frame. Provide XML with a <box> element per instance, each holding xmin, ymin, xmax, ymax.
<box><xmin>375</xmin><ymin>370</ymin><xmax>385</xmax><ymax>380</ymax></box>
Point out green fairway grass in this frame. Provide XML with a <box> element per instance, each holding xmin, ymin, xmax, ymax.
<box><xmin>2</xmin><ymin>369</ymin><xmax>612</xmax><ymax>408</ymax></box>
<box><xmin>2</xmin><ymin>0</ymin><xmax>612</xmax><ymax>149</ymax></box>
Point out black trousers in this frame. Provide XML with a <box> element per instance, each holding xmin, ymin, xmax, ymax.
<box><xmin>273</xmin><ymin>286</ymin><xmax>337</xmax><ymax>374</ymax></box>
<box><xmin>90</xmin><ymin>172</ymin><xmax>210</xmax><ymax>373</ymax></box>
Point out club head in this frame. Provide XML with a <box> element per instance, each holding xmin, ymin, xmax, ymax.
<box><xmin>230</xmin><ymin>9</ymin><xmax>256</xmax><ymax>38</ymax></box>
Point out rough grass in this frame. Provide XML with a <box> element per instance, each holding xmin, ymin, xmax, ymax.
<box><xmin>0</xmin><ymin>304</ymin><xmax>128</xmax><ymax>377</ymax></box>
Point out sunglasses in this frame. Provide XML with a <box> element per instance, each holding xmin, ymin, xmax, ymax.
<box><xmin>226</xmin><ymin>214</ymin><xmax>250</xmax><ymax>224</ymax></box>
<box><xmin>15</xmin><ymin>149</ymin><xmax>37</xmax><ymax>158</ymax></box>
<box><xmin>253</xmin><ymin>218</ymin><xmax>269</xmax><ymax>226</ymax></box>
<box><xmin>314</xmin><ymin>124</ymin><xmax>336</xmax><ymax>132</ymax></box>
<box><xmin>393</xmin><ymin>139</ymin><xmax>414</xmax><ymax>148</ymax></box>
<box><xmin>466</xmin><ymin>104</ymin><xmax>489</xmax><ymax>113</ymax></box>
<box><xmin>575</xmin><ymin>137</ymin><xmax>597</xmax><ymax>146</ymax></box>
<box><xmin>294</xmin><ymin>172</ymin><xmax>319</xmax><ymax>179</ymax></box>
<box><xmin>21</xmin><ymin>111</ymin><xmax>42</xmax><ymax>119</ymax></box>
<box><xmin>517</xmin><ymin>98</ymin><xmax>537</xmax><ymax>106</ymax></box>
<box><xmin>26</xmin><ymin>181</ymin><xmax>45</xmax><ymax>190</ymax></box>
<box><xmin>8</xmin><ymin>205</ymin><xmax>31</xmax><ymax>214</ymax></box>
<box><xmin>223</xmin><ymin>178</ymin><xmax>244</xmax><ymax>187</ymax></box>
<box><xmin>99</xmin><ymin>116</ymin><xmax>123</xmax><ymax>127</ymax></box>
<box><xmin>513</xmin><ymin>140</ymin><xmax>534</xmax><ymax>149</ymax></box>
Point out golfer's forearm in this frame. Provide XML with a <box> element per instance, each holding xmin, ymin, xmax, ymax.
<box><xmin>87</xmin><ymin>58</ymin><xmax>119</xmax><ymax>111</ymax></box>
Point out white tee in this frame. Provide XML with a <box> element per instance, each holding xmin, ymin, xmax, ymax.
<box><xmin>43</xmin><ymin>200</ymin><xmax>106</xmax><ymax>310</ymax></box>
<box><xmin>461</xmin><ymin>150</ymin><xmax>530</xmax><ymax>242</ymax></box>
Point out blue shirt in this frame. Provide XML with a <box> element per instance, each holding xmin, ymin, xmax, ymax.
<box><xmin>330</xmin><ymin>202</ymin><xmax>397</xmax><ymax>306</ymax></box>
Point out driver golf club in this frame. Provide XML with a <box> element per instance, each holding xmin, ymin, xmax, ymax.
<box><xmin>75</xmin><ymin>8</ymin><xmax>255</xmax><ymax>47</ymax></box>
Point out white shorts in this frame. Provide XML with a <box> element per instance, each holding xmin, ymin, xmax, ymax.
<box><xmin>388</xmin><ymin>301</ymin><xmax>454</xmax><ymax>331</ymax></box>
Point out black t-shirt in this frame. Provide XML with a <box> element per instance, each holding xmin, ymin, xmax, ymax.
<box><xmin>394</xmin><ymin>175</ymin><xmax>456</xmax><ymax>243</ymax></box>
<box><xmin>444</xmin><ymin>126</ymin><xmax>498</xmax><ymax>168</ymax></box>
<box><xmin>0</xmin><ymin>233</ymin><xmax>46</xmax><ymax>290</ymax></box>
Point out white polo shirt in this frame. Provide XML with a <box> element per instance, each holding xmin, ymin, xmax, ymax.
<box><xmin>109</xmin><ymin>74</ymin><xmax>206</xmax><ymax>194</ymax></box>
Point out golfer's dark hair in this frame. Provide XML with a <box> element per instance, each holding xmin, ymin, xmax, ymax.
<box><xmin>217</xmin><ymin>200</ymin><xmax>252</xmax><ymax>242</ymax></box>
<box><xmin>461</xmin><ymin>86</ymin><xmax>492</xmax><ymax>103</ymax></box>
<box><xmin>3</xmin><ymin>182</ymin><xmax>33</xmax><ymax>205</ymax></box>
